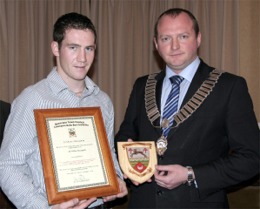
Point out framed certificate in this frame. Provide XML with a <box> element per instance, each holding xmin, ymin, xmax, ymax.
<box><xmin>34</xmin><ymin>107</ymin><xmax>119</xmax><ymax>205</ymax></box>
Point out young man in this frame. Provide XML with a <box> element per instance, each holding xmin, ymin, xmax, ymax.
<box><xmin>115</xmin><ymin>8</ymin><xmax>259</xmax><ymax>208</ymax></box>
<box><xmin>0</xmin><ymin>12</ymin><xmax>127</xmax><ymax>209</ymax></box>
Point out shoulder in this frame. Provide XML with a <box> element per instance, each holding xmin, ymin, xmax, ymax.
<box><xmin>0</xmin><ymin>100</ymin><xmax>11</xmax><ymax>128</ymax></box>
<box><xmin>217</xmin><ymin>72</ymin><xmax>248</xmax><ymax>91</ymax></box>
<box><xmin>133</xmin><ymin>71</ymin><xmax>164</xmax><ymax>88</ymax></box>
<box><xmin>12</xmin><ymin>79</ymin><xmax>49</xmax><ymax>113</ymax></box>
<box><xmin>220</xmin><ymin>71</ymin><xmax>246</xmax><ymax>81</ymax></box>
<box><xmin>3</xmin><ymin>76</ymin><xmax>53</xmax><ymax>131</ymax></box>
<box><xmin>97</xmin><ymin>89</ymin><xmax>113</xmax><ymax>105</ymax></box>
<box><xmin>198</xmin><ymin>60</ymin><xmax>247</xmax><ymax>87</ymax></box>
<box><xmin>135</xmin><ymin>74</ymin><xmax>150</xmax><ymax>82</ymax></box>
<box><xmin>0</xmin><ymin>100</ymin><xmax>11</xmax><ymax>113</ymax></box>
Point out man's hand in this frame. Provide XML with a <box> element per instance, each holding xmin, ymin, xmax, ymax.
<box><xmin>103</xmin><ymin>177</ymin><xmax>128</xmax><ymax>202</ymax></box>
<box><xmin>154</xmin><ymin>164</ymin><xmax>188</xmax><ymax>189</ymax></box>
<box><xmin>52</xmin><ymin>197</ymin><xmax>97</xmax><ymax>209</ymax></box>
<box><xmin>123</xmin><ymin>173</ymin><xmax>152</xmax><ymax>186</ymax></box>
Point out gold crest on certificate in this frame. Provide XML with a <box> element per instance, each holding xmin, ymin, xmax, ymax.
<box><xmin>117</xmin><ymin>141</ymin><xmax>157</xmax><ymax>184</ymax></box>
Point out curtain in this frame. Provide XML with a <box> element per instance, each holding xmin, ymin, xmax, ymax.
<box><xmin>0</xmin><ymin>0</ymin><xmax>259</xmax><ymax>132</ymax></box>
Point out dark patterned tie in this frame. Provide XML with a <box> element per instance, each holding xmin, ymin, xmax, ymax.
<box><xmin>162</xmin><ymin>75</ymin><xmax>184</xmax><ymax>137</ymax></box>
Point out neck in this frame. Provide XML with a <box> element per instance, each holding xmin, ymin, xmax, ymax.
<box><xmin>71</xmin><ymin>84</ymin><xmax>86</xmax><ymax>97</ymax></box>
<box><xmin>56</xmin><ymin>66</ymin><xmax>86</xmax><ymax>96</ymax></box>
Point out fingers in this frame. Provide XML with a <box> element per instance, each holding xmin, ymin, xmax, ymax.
<box><xmin>116</xmin><ymin>190</ymin><xmax>128</xmax><ymax>198</ymax></box>
<box><xmin>76</xmin><ymin>198</ymin><xmax>97</xmax><ymax>208</ymax></box>
<box><xmin>103</xmin><ymin>178</ymin><xmax>128</xmax><ymax>202</ymax></box>
<box><xmin>53</xmin><ymin>197</ymin><xmax>97</xmax><ymax>209</ymax></box>
<box><xmin>123</xmin><ymin>173</ymin><xmax>139</xmax><ymax>185</ymax></box>
<box><xmin>156</xmin><ymin>164</ymin><xmax>171</xmax><ymax>172</ymax></box>
<box><xmin>103</xmin><ymin>195</ymin><xmax>116</xmax><ymax>202</ymax></box>
<box><xmin>117</xmin><ymin>178</ymin><xmax>128</xmax><ymax>197</ymax></box>
<box><xmin>123</xmin><ymin>173</ymin><xmax>129</xmax><ymax>179</ymax></box>
<box><xmin>123</xmin><ymin>173</ymin><xmax>138</xmax><ymax>185</ymax></box>
<box><xmin>57</xmin><ymin>198</ymin><xmax>80</xmax><ymax>209</ymax></box>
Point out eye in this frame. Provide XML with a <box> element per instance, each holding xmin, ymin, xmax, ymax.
<box><xmin>69</xmin><ymin>45</ymin><xmax>78</xmax><ymax>51</ymax></box>
<box><xmin>85</xmin><ymin>46</ymin><xmax>95</xmax><ymax>53</ymax></box>
<box><xmin>179</xmin><ymin>34</ymin><xmax>189</xmax><ymax>40</ymax></box>
<box><xmin>160</xmin><ymin>36</ymin><xmax>171</xmax><ymax>42</ymax></box>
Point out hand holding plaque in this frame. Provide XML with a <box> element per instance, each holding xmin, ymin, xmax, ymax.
<box><xmin>117</xmin><ymin>141</ymin><xmax>157</xmax><ymax>184</ymax></box>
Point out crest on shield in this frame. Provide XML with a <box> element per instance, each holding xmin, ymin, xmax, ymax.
<box><xmin>117</xmin><ymin>141</ymin><xmax>157</xmax><ymax>184</ymax></box>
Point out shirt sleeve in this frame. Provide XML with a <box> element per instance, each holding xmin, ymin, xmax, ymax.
<box><xmin>102</xmin><ymin>98</ymin><xmax>123</xmax><ymax>179</ymax></box>
<box><xmin>0</xmin><ymin>92</ymin><xmax>52</xmax><ymax>208</ymax></box>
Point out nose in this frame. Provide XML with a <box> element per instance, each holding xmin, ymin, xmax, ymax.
<box><xmin>77</xmin><ymin>49</ymin><xmax>87</xmax><ymax>63</ymax></box>
<box><xmin>171</xmin><ymin>38</ymin><xmax>180</xmax><ymax>50</ymax></box>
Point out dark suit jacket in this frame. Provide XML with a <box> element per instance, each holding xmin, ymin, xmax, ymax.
<box><xmin>115</xmin><ymin>60</ymin><xmax>259</xmax><ymax>208</ymax></box>
<box><xmin>0</xmin><ymin>100</ymin><xmax>11</xmax><ymax>145</ymax></box>
<box><xmin>0</xmin><ymin>101</ymin><xmax>16</xmax><ymax>208</ymax></box>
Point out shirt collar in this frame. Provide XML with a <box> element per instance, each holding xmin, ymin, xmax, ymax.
<box><xmin>165</xmin><ymin>57</ymin><xmax>200</xmax><ymax>82</ymax></box>
<box><xmin>47</xmin><ymin>67</ymin><xmax>99</xmax><ymax>96</ymax></box>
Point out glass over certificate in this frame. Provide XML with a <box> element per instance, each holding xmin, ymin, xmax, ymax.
<box><xmin>34</xmin><ymin>107</ymin><xmax>119</xmax><ymax>204</ymax></box>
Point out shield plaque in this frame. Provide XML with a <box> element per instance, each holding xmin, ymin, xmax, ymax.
<box><xmin>117</xmin><ymin>141</ymin><xmax>157</xmax><ymax>184</ymax></box>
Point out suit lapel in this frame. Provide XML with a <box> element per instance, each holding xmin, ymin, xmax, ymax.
<box><xmin>168</xmin><ymin>61</ymin><xmax>213</xmax><ymax>137</ymax></box>
<box><xmin>153</xmin><ymin>71</ymin><xmax>165</xmax><ymax>135</ymax></box>
<box><xmin>181</xmin><ymin>61</ymin><xmax>210</xmax><ymax>107</ymax></box>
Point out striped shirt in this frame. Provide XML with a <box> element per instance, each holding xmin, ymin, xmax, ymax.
<box><xmin>0</xmin><ymin>68</ymin><xmax>122</xmax><ymax>209</ymax></box>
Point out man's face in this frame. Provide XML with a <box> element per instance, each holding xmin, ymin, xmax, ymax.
<box><xmin>52</xmin><ymin>28</ymin><xmax>96</xmax><ymax>84</ymax></box>
<box><xmin>154</xmin><ymin>12</ymin><xmax>201</xmax><ymax>73</ymax></box>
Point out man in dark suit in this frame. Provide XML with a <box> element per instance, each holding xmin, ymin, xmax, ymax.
<box><xmin>115</xmin><ymin>8</ymin><xmax>259</xmax><ymax>208</ymax></box>
<box><xmin>0</xmin><ymin>100</ymin><xmax>11</xmax><ymax>144</ymax></box>
<box><xmin>0</xmin><ymin>100</ymin><xmax>16</xmax><ymax>208</ymax></box>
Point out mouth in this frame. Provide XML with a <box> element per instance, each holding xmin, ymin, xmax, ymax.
<box><xmin>74</xmin><ymin>65</ymin><xmax>86</xmax><ymax>69</ymax></box>
<box><xmin>170</xmin><ymin>52</ymin><xmax>183</xmax><ymax>57</ymax></box>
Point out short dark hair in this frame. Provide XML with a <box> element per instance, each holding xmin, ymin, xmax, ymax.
<box><xmin>154</xmin><ymin>8</ymin><xmax>200</xmax><ymax>39</ymax></box>
<box><xmin>53</xmin><ymin>12</ymin><xmax>97</xmax><ymax>47</ymax></box>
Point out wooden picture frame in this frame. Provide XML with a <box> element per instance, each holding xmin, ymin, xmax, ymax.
<box><xmin>34</xmin><ymin>107</ymin><xmax>119</xmax><ymax>205</ymax></box>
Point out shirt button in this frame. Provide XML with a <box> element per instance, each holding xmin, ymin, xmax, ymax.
<box><xmin>159</xmin><ymin>155</ymin><xmax>164</xmax><ymax>160</ymax></box>
<box><xmin>157</xmin><ymin>190</ymin><xmax>163</xmax><ymax>196</ymax></box>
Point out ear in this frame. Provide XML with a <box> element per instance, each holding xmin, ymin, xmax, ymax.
<box><xmin>51</xmin><ymin>41</ymin><xmax>60</xmax><ymax>57</ymax></box>
<box><xmin>197</xmin><ymin>32</ymin><xmax>202</xmax><ymax>47</ymax></box>
<box><xmin>153</xmin><ymin>37</ymin><xmax>158</xmax><ymax>50</ymax></box>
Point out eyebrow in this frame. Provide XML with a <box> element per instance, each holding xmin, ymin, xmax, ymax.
<box><xmin>66</xmin><ymin>43</ymin><xmax>96</xmax><ymax>48</ymax></box>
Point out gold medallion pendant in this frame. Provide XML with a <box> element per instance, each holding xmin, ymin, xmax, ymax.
<box><xmin>156</xmin><ymin>136</ymin><xmax>168</xmax><ymax>156</ymax></box>
<box><xmin>161</xmin><ymin>119</ymin><xmax>170</xmax><ymax>129</ymax></box>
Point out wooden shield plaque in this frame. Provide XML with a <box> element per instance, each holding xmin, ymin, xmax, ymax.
<box><xmin>117</xmin><ymin>141</ymin><xmax>157</xmax><ymax>184</ymax></box>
